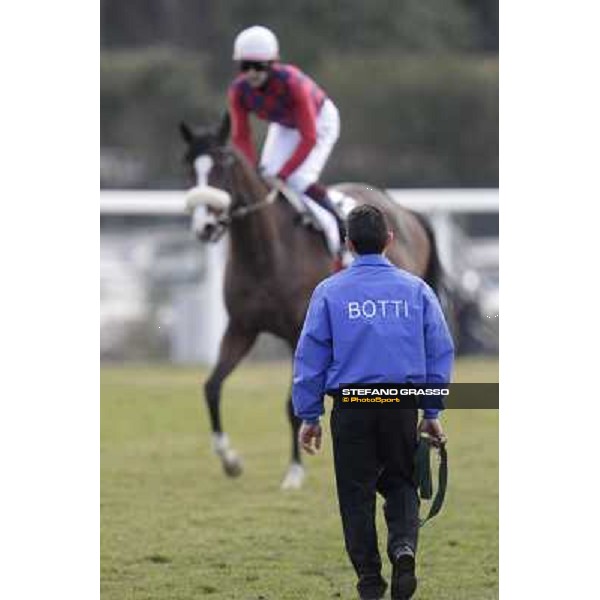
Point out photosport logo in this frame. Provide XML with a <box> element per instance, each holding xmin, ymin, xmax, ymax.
<box><xmin>333</xmin><ymin>384</ymin><xmax>499</xmax><ymax>410</ymax></box>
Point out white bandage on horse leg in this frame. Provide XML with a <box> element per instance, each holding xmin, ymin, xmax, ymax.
<box><xmin>212</xmin><ymin>433</ymin><xmax>239</xmax><ymax>464</ymax></box>
<box><xmin>281</xmin><ymin>462</ymin><xmax>306</xmax><ymax>490</ymax></box>
<box><xmin>212</xmin><ymin>432</ymin><xmax>230</xmax><ymax>455</ymax></box>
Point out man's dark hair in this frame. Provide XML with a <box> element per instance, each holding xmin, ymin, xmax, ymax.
<box><xmin>346</xmin><ymin>204</ymin><xmax>389</xmax><ymax>254</ymax></box>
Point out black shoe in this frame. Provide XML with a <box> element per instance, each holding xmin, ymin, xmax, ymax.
<box><xmin>391</xmin><ymin>547</ymin><xmax>417</xmax><ymax>599</ymax></box>
<box><xmin>359</xmin><ymin>589</ymin><xmax>386</xmax><ymax>600</ymax></box>
<box><xmin>357</xmin><ymin>574</ymin><xmax>387</xmax><ymax>600</ymax></box>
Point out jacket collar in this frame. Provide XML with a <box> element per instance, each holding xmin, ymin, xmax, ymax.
<box><xmin>350</xmin><ymin>253</ymin><xmax>392</xmax><ymax>268</ymax></box>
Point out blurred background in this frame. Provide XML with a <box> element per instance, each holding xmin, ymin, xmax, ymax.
<box><xmin>100</xmin><ymin>0</ymin><xmax>498</xmax><ymax>363</ymax></box>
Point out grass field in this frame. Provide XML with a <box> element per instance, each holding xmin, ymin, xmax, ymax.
<box><xmin>101</xmin><ymin>357</ymin><xmax>498</xmax><ymax>599</ymax></box>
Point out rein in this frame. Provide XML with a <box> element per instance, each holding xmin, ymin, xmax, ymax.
<box><xmin>206</xmin><ymin>149</ymin><xmax>279</xmax><ymax>241</ymax></box>
<box><xmin>218</xmin><ymin>187</ymin><xmax>279</xmax><ymax>223</ymax></box>
<box><xmin>415</xmin><ymin>434</ymin><xmax>448</xmax><ymax>527</ymax></box>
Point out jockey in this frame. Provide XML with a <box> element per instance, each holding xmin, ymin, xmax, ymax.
<box><xmin>228</xmin><ymin>25</ymin><xmax>346</xmax><ymax>250</ymax></box>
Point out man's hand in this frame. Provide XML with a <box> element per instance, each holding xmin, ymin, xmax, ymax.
<box><xmin>299</xmin><ymin>421</ymin><xmax>322</xmax><ymax>455</ymax></box>
<box><xmin>418</xmin><ymin>418</ymin><xmax>447</xmax><ymax>448</ymax></box>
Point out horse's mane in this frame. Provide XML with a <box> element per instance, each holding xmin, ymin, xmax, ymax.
<box><xmin>226</xmin><ymin>144</ymin><xmax>268</xmax><ymax>190</ymax></box>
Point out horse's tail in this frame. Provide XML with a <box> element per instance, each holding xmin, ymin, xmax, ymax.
<box><xmin>412</xmin><ymin>211</ymin><xmax>459</xmax><ymax>341</ymax></box>
<box><xmin>412</xmin><ymin>211</ymin><xmax>444</xmax><ymax>292</ymax></box>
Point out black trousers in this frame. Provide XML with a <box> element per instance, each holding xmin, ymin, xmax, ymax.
<box><xmin>331</xmin><ymin>406</ymin><xmax>420</xmax><ymax>588</ymax></box>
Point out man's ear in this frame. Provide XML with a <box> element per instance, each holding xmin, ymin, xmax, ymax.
<box><xmin>346</xmin><ymin>238</ymin><xmax>356</xmax><ymax>254</ymax></box>
<box><xmin>385</xmin><ymin>230</ymin><xmax>394</xmax><ymax>249</ymax></box>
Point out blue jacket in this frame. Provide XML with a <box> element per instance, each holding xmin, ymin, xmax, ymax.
<box><xmin>292</xmin><ymin>254</ymin><xmax>455</xmax><ymax>423</ymax></box>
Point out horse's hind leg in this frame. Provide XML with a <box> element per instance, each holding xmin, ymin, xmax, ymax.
<box><xmin>204</xmin><ymin>321</ymin><xmax>257</xmax><ymax>477</ymax></box>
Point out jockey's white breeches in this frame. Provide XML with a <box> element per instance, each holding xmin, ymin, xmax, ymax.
<box><xmin>260</xmin><ymin>98</ymin><xmax>340</xmax><ymax>192</ymax></box>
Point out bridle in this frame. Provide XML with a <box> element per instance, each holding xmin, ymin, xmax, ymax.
<box><xmin>202</xmin><ymin>146</ymin><xmax>279</xmax><ymax>242</ymax></box>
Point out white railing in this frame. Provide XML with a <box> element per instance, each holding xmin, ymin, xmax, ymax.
<box><xmin>100</xmin><ymin>188</ymin><xmax>498</xmax><ymax>215</ymax></box>
<box><xmin>101</xmin><ymin>189</ymin><xmax>498</xmax><ymax>363</ymax></box>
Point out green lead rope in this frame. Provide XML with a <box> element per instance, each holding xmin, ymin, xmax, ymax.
<box><xmin>415</xmin><ymin>435</ymin><xmax>448</xmax><ymax>527</ymax></box>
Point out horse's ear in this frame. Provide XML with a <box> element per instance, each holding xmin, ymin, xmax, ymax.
<box><xmin>217</xmin><ymin>112</ymin><xmax>231</xmax><ymax>144</ymax></box>
<box><xmin>179</xmin><ymin>121</ymin><xmax>194</xmax><ymax>144</ymax></box>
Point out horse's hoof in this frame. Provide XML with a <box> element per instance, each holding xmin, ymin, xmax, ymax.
<box><xmin>281</xmin><ymin>463</ymin><xmax>305</xmax><ymax>490</ymax></box>
<box><xmin>222</xmin><ymin>456</ymin><xmax>243</xmax><ymax>478</ymax></box>
<box><xmin>212</xmin><ymin>434</ymin><xmax>242</xmax><ymax>477</ymax></box>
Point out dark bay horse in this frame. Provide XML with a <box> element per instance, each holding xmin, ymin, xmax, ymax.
<box><xmin>180</xmin><ymin>116</ymin><xmax>448</xmax><ymax>489</ymax></box>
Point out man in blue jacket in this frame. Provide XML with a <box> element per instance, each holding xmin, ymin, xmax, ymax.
<box><xmin>292</xmin><ymin>204</ymin><xmax>454</xmax><ymax>600</ymax></box>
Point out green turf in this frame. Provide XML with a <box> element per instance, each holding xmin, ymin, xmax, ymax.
<box><xmin>101</xmin><ymin>358</ymin><xmax>498</xmax><ymax>599</ymax></box>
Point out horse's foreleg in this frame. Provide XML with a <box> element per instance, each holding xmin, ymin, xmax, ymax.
<box><xmin>204</xmin><ymin>322</ymin><xmax>257</xmax><ymax>477</ymax></box>
<box><xmin>281</xmin><ymin>334</ymin><xmax>307</xmax><ymax>490</ymax></box>
<box><xmin>281</xmin><ymin>389</ymin><xmax>306</xmax><ymax>490</ymax></box>
<box><xmin>287</xmin><ymin>390</ymin><xmax>302</xmax><ymax>465</ymax></box>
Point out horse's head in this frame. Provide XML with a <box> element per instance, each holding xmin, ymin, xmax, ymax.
<box><xmin>179</xmin><ymin>115</ymin><xmax>235</xmax><ymax>241</ymax></box>
<box><xmin>179</xmin><ymin>115</ymin><xmax>231</xmax><ymax>179</ymax></box>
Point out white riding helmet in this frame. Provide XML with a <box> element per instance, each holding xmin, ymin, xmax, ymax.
<box><xmin>233</xmin><ymin>26</ymin><xmax>279</xmax><ymax>61</ymax></box>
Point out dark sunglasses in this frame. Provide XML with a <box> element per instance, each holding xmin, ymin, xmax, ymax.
<box><xmin>240</xmin><ymin>60</ymin><xmax>269</xmax><ymax>73</ymax></box>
